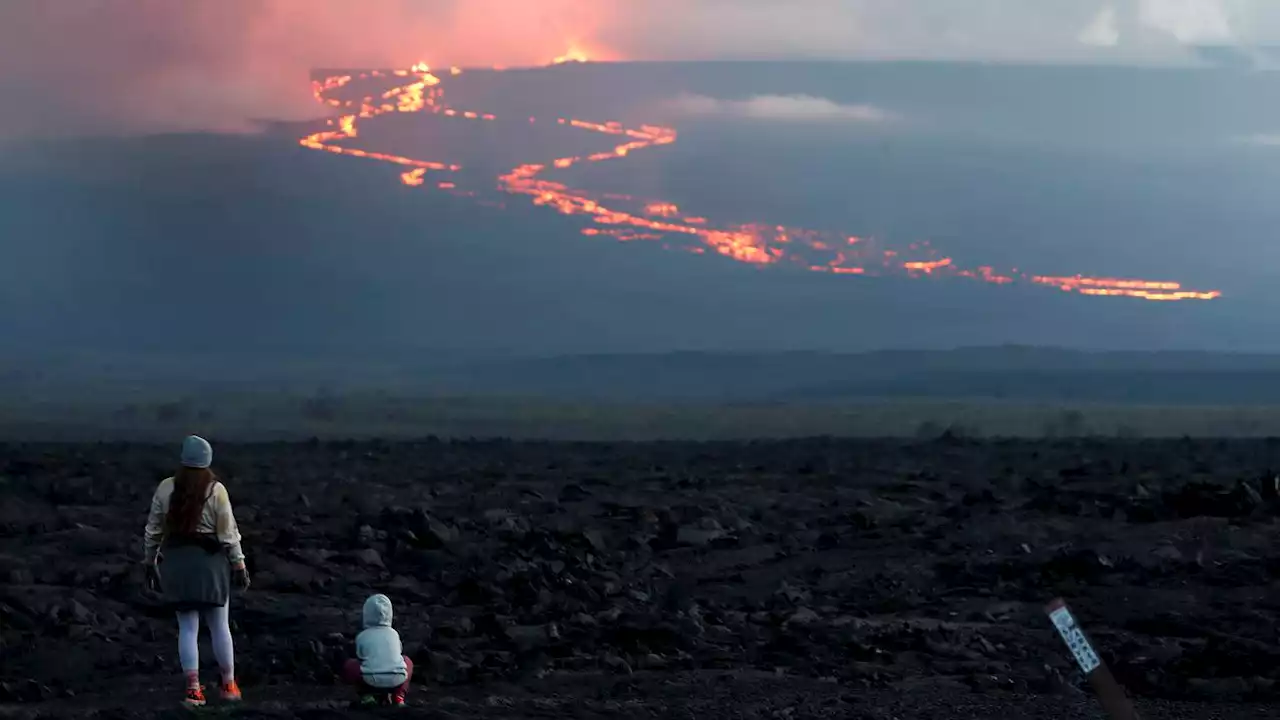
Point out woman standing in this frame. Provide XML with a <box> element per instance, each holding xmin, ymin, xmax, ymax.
<box><xmin>142</xmin><ymin>435</ymin><xmax>251</xmax><ymax>707</ymax></box>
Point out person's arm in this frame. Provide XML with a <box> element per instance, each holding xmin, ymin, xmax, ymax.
<box><xmin>142</xmin><ymin>482</ymin><xmax>168</xmax><ymax>564</ymax></box>
<box><xmin>212</xmin><ymin>483</ymin><xmax>246</xmax><ymax>568</ymax></box>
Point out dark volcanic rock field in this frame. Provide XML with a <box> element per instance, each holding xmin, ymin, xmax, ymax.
<box><xmin>5</xmin><ymin>437</ymin><xmax>1280</xmax><ymax>719</ymax></box>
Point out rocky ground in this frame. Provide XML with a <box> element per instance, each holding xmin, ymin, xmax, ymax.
<box><xmin>4</xmin><ymin>437</ymin><xmax>1280</xmax><ymax>718</ymax></box>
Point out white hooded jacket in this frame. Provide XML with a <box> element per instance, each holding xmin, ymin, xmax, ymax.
<box><xmin>356</xmin><ymin>594</ymin><xmax>409</xmax><ymax>688</ymax></box>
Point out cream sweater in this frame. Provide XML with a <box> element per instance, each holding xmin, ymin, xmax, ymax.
<box><xmin>143</xmin><ymin>477</ymin><xmax>245</xmax><ymax>565</ymax></box>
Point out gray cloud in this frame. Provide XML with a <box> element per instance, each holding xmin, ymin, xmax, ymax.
<box><xmin>1</xmin><ymin>0</ymin><xmax>1275</xmax><ymax>138</ymax></box>
<box><xmin>1079</xmin><ymin>6</ymin><xmax>1122</xmax><ymax>47</ymax></box>
<box><xmin>1138</xmin><ymin>0</ymin><xmax>1233</xmax><ymax>43</ymax></box>
<box><xmin>667</xmin><ymin>93</ymin><xmax>899</xmax><ymax>123</ymax></box>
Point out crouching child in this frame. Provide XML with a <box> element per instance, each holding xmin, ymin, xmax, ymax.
<box><xmin>341</xmin><ymin>594</ymin><xmax>413</xmax><ymax>707</ymax></box>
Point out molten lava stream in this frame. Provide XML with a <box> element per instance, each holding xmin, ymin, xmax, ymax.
<box><xmin>300</xmin><ymin>60</ymin><xmax>1222</xmax><ymax>302</ymax></box>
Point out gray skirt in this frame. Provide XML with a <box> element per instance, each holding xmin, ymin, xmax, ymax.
<box><xmin>159</xmin><ymin>539</ymin><xmax>231</xmax><ymax>611</ymax></box>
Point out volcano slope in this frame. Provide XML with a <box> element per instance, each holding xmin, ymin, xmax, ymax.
<box><xmin>4</xmin><ymin>437</ymin><xmax>1280</xmax><ymax>719</ymax></box>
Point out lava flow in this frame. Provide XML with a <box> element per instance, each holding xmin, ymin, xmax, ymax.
<box><xmin>299</xmin><ymin>58</ymin><xmax>1222</xmax><ymax>302</ymax></box>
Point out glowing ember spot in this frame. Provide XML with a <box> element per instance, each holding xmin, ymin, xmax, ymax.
<box><xmin>645</xmin><ymin>203</ymin><xmax>680</xmax><ymax>217</ymax></box>
<box><xmin>394</xmin><ymin>82</ymin><xmax>427</xmax><ymax>113</ymax></box>
<box><xmin>1029</xmin><ymin>275</ymin><xmax>1223</xmax><ymax>301</ymax></box>
<box><xmin>551</xmin><ymin>47</ymin><xmax>591</xmax><ymax>65</ymax></box>
<box><xmin>298</xmin><ymin>63</ymin><xmax>1222</xmax><ymax>302</ymax></box>
<box><xmin>1032</xmin><ymin>275</ymin><xmax>1181</xmax><ymax>291</ymax></box>
<box><xmin>958</xmin><ymin>267</ymin><xmax>1015</xmax><ymax>285</ymax></box>
<box><xmin>904</xmin><ymin>258</ymin><xmax>953</xmax><ymax>274</ymax></box>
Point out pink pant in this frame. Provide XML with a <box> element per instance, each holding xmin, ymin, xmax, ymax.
<box><xmin>341</xmin><ymin>657</ymin><xmax>413</xmax><ymax>698</ymax></box>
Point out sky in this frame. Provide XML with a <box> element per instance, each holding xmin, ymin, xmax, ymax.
<box><xmin>2</xmin><ymin>0</ymin><xmax>1279</xmax><ymax>137</ymax></box>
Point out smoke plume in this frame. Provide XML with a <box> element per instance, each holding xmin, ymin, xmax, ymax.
<box><xmin>0</xmin><ymin>0</ymin><xmax>611</xmax><ymax>138</ymax></box>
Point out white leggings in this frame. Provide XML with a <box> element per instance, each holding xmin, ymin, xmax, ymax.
<box><xmin>176</xmin><ymin>601</ymin><xmax>234</xmax><ymax>676</ymax></box>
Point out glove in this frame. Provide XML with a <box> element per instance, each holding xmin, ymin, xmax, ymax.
<box><xmin>232</xmin><ymin>564</ymin><xmax>251</xmax><ymax>590</ymax></box>
<box><xmin>144</xmin><ymin>563</ymin><xmax>162</xmax><ymax>593</ymax></box>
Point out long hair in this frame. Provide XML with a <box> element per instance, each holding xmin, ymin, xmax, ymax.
<box><xmin>165</xmin><ymin>467</ymin><xmax>217</xmax><ymax>535</ymax></box>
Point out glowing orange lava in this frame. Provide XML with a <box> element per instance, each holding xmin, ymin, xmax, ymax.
<box><xmin>298</xmin><ymin>57</ymin><xmax>1222</xmax><ymax>302</ymax></box>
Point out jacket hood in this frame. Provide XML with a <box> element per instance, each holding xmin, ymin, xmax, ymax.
<box><xmin>362</xmin><ymin>593</ymin><xmax>393</xmax><ymax>628</ymax></box>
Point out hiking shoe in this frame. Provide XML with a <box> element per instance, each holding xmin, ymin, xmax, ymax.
<box><xmin>391</xmin><ymin>694</ymin><xmax>407</xmax><ymax>707</ymax></box>
<box><xmin>220</xmin><ymin>680</ymin><xmax>242</xmax><ymax>702</ymax></box>
<box><xmin>359</xmin><ymin>695</ymin><xmax>381</xmax><ymax>707</ymax></box>
<box><xmin>183</xmin><ymin>685</ymin><xmax>207</xmax><ymax>707</ymax></box>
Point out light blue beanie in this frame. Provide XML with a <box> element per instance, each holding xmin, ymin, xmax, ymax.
<box><xmin>180</xmin><ymin>435</ymin><xmax>213</xmax><ymax>469</ymax></box>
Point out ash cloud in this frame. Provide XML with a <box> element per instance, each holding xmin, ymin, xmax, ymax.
<box><xmin>3</xmin><ymin>0</ymin><xmax>1280</xmax><ymax>138</ymax></box>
